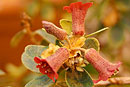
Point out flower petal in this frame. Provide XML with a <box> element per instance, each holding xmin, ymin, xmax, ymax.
<box><xmin>84</xmin><ymin>48</ymin><xmax>121</xmax><ymax>83</ymax></box>
<box><xmin>42</xmin><ymin>21</ymin><xmax>67</xmax><ymax>40</ymax></box>
<box><xmin>34</xmin><ymin>47</ymin><xmax>69</xmax><ymax>82</ymax></box>
<box><xmin>64</xmin><ymin>2</ymin><xmax>93</xmax><ymax>36</ymax></box>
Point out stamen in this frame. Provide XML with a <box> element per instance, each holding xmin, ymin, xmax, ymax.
<box><xmin>38</xmin><ymin>62</ymin><xmax>42</xmax><ymax>65</ymax></box>
<box><xmin>43</xmin><ymin>63</ymin><xmax>47</xmax><ymax>67</ymax></box>
<box><xmin>47</xmin><ymin>68</ymin><xmax>52</xmax><ymax>72</ymax></box>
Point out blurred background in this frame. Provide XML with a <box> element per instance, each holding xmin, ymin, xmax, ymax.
<box><xmin>0</xmin><ymin>0</ymin><xmax>130</xmax><ymax>87</ymax></box>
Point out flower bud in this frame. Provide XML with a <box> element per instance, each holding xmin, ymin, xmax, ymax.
<box><xmin>42</xmin><ymin>21</ymin><xmax>67</xmax><ymax>40</ymax></box>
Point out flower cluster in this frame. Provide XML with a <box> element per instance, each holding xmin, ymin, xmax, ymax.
<box><xmin>34</xmin><ymin>2</ymin><xmax>121</xmax><ymax>83</ymax></box>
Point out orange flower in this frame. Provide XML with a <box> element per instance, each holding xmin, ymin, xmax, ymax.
<box><xmin>42</xmin><ymin>21</ymin><xmax>67</xmax><ymax>40</ymax></box>
<box><xmin>85</xmin><ymin>48</ymin><xmax>121</xmax><ymax>83</ymax></box>
<box><xmin>34</xmin><ymin>48</ymin><xmax>69</xmax><ymax>82</ymax></box>
<box><xmin>64</xmin><ymin>2</ymin><xmax>93</xmax><ymax>36</ymax></box>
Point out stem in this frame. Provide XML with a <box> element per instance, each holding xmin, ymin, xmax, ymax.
<box><xmin>21</xmin><ymin>13</ymin><xmax>39</xmax><ymax>44</ymax></box>
<box><xmin>94</xmin><ymin>77</ymin><xmax>130</xmax><ymax>86</ymax></box>
<box><xmin>85</xmin><ymin>27</ymin><xmax>109</xmax><ymax>38</ymax></box>
<box><xmin>65</xmin><ymin>37</ymin><xmax>72</xmax><ymax>49</ymax></box>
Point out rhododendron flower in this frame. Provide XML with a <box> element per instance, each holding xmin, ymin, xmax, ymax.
<box><xmin>42</xmin><ymin>21</ymin><xmax>67</xmax><ymax>40</ymax></box>
<box><xmin>64</xmin><ymin>2</ymin><xmax>93</xmax><ymax>36</ymax></box>
<box><xmin>84</xmin><ymin>48</ymin><xmax>121</xmax><ymax>83</ymax></box>
<box><xmin>34</xmin><ymin>48</ymin><xmax>69</xmax><ymax>82</ymax></box>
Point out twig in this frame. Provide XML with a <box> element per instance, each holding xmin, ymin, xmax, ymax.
<box><xmin>94</xmin><ymin>77</ymin><xmax>130</xmax><ymax>87</ymax></box>
<box><xmin>21</xmin><ymin>12</ymin><xmax>39</xmax><ymax>44</ymax></box>
<box><xmin>85</xmin><ymin>27</ymin><xmax>109</xmax><ymax>38</ymax></box>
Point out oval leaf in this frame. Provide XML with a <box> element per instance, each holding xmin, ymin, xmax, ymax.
<box><xmin>22</xmin><ymin>45</ymin><xmax>48</xmax><ymax>73</ymax></box>
<box><xmin>55</xmin><ymin>70</ymin><xmax>68</xmax><ymax>87</ymax></box>
<box><xmin>40</xmin><ymin>39</ymin><xmax>49</xmax><ymax>46</ymax></box>
<box><xmin>35</xmin><ymin>29</ymin><xmax>56</xmax><ymax>44</ymax></box>
<box><xmin>10</xmin><ymin>29</ymin><xmax>26</xmax><ymax>47</ymax></box>
<box><xmin>83</xmin><ymin>37</ymin><xmax>100</xmax><ymax>51</ymax></box>
<box><xmin>65</xmin><ymin>69</ymin><xmax>93</xmax><ymax>87</ymax></box>
<box><xmin>25</xmin><ymin>75</ymin><xmax>54</xmax><ymax>87</ymax></box>
<box><xmin>60</xmin><ymin>19</ymin><xmax>72</xmax><ymax>35</ymax></box>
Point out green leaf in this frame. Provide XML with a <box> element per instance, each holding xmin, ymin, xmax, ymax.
<box><xmin>40</xmin><ymin>39</ymin><xmax>49</xmax><ymax>46</ymax></box>
<box><xmin>35</xmin><ymin>29</ymin><xmax>56</xmax><ymax>44</ymax></box>
<box><xmin>22</xmin><ymin>45</ymin><xmax>48</xmax><ymax>73</ymax></box>
<box><xmin>85</xmin><ymin>27</ymin><xmax>109</xmax><ymax>38</ymax></box>
<box><xmin>10</xmin><ymin>29</ymin><xmax>26</xmax><ymax>47</ymax></box>
<box><xmin>60</xmin><ymin>19</ymin><xmax>72</xmax><ymax>35</ymax></box>
<box><xmin>25</xmin><ymin>75</ymin><xmax>54</xmax><ymax>87</ymax></box>
<box><xmin>109</xmin><ymin>24</ymin><xmax>124</xmax><ymax>48</ymax></box>
<box><xmin>83</xmin><ymin>37</ymin><xmax>100</xmax><ymax>51</ymax></box>
<box><xmin>65</xmin><ymin>69</ymin><xmax>94</xmax><ymax>87</ymax></box>
<box><xmin>84</xmin><ymin>64</ymin><xmax>98</xmax><ymax>75</ymax></box>
<box><xmin>55</xmin><ymin>70</ymin><xmax>68</xmax><ymax>87</ymax></box>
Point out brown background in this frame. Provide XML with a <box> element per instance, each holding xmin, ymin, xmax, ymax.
<box><xmin>0</xmin><ymin>0</ymin><xmax>43</xmax><ymax>70</ymax></box>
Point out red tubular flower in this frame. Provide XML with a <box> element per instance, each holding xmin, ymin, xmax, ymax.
<box><xmin>84</xmin><ymin>48</ymin><xmax>121</xmax><ymax>83</ymax></box>
<box><xmin>64</xmin><ymin>2</ymin><xmax>93</xmax><ymax>36</ymax></box>
<box><xmin>34</xmin><ymin>48</ymin><xmax>69</xmax><ymax>82</ymax></box>
<box><xmin>42</xmin><ymin>21</ymin><xmax>67</xmax><ymax>40</ymax></box>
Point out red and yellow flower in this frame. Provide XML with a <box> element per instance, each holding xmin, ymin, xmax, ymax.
<box><xmin>33</xmin><ymin>2</ymin><xmax>121</xmax><ymax>83</ymax></box>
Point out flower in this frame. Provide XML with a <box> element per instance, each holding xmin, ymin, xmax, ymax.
<box><xmin>84</xmin><ymin>48</ymin><xmax>121</xmax><ymax>83</ymax></box>
<box><xmin>64</xmin><ymin>2</ymin><xmax>93</xmax><ymax>36</ymax></box>
<box><xmin>42</xmin><ymin>21</ymin><xmax>67</xmax><ymax>40</ymax></box>
<box><xmin>34</xmin><ymin>47</ymin><xmax>69</xmax><ymax>82</ymax></box>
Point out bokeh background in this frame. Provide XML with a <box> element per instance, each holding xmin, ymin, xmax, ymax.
<box><xmin>0</xmin><ymin>0</ymin><xmax>130</xmax><ymax>87</ymax></box>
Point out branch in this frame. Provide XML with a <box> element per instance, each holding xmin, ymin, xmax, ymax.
<box><xmin>21</xmin><ymin>12</ymin><xmax>39</xmax><ymax>44</ymax></box>
<box><xmin>94</xmin><ymin>77</ymin><xmax>130</xmax><ymax>86</ymax></box>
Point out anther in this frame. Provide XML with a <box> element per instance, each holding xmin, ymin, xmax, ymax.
<box><xmin>47</xmin><ymin>68</ymin><xmax>52</xmax><ymax>72</ymax></box>
<box><xmin>43</xmin><ymin>63</ymin><xmax>47</xmax><ymax>67</ymax></box>
<box><xmin>45</xmin><ymin>71</ymin><xmax>48</xmax><ymax>73</ymax></box>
